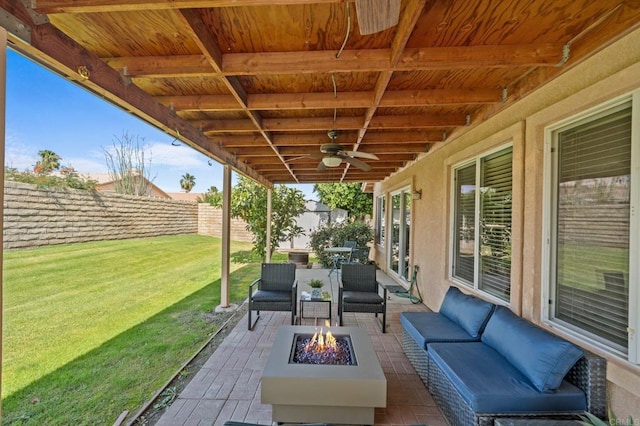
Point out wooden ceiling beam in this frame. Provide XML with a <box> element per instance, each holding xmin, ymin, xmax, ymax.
<box><xmin>157</xmin><ymin>95</ymin><xmax>240</xmax><ymax>111</ymax></box>
<box><xmin>369</xmin><ymin>114</ymin><xmax>467</xmax><ymax>129</ymax></box>
<box><xmin>249</xmin><ymin>92</ymin><xmax>373</xmax><ymax>110</ymax></box>
<box><xmin>223</xmin><ymin>49</ymin><xmax>391</xmax><ymax>75</ymax></box>
<box><xmin>158</xmin><ymin>89</ymin><xmax>499</xmax><ymax>112</ymax></box>
<box><xmin>198</xmin><ymin>119</ymin><xmax>258</xmax><ymax>133</ymax></box>
<box><xmin>104</xmin><ymin>44</ymin><xmax>563</xmax><ymax>78</ymax></box>
<box><xmin>277</xmin><ymin>143</ymin><xmax>427</xmax><ymax>156</ymax></box>
<box><xmin>362</xmin><ymin>131</ymin><xmax>446</xmax><ymax>143</ymax></box>
<box><xmin>263</xmin><ymin>131</ymin><xmax>445</xmax><ymax>146</ymax></box>
<box><xmin>34</xmin><ymin>0</ymin><xmax>344</xmax><ymax>14</ymax></box>
<box><xmin>262</xmin><ymin>117</ymin><xmax>364</xmax><ymax>131</ymax></box>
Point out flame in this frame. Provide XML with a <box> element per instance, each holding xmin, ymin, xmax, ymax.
<box><xmin>303</xmin><ymin>325</ymin><xmax>338</xmax><ymax>352</ymax></box>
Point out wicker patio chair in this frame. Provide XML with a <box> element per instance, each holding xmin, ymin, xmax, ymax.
<box><xmin>338</xmin><ymin>263</ymin><xmax>387</xmax><ymax>332</ymax></box>
<box><xmin>248</xmin><ymin>263</ymin><xmax>297</xmax><ymax>330</ymax></box>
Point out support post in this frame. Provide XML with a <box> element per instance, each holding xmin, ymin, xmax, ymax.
<box><xmin>0</xmin><ymin>26</ymin><xmax>7</xmax><ymax>416</ymax></box>
<box><xmin>217</xmin><ymin>164</ymin><xmax>233</xmax><ymax>311</ymax></box>
<box><xmin>266</xmin><ymin>187</ymin><xmax>272</xmax><ymax>262</ymax></box>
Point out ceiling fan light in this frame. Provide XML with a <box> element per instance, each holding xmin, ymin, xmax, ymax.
<box><xmin>322</xmin><ymin>156</ymin><xmax>342</xmax><ymax>167</ymax></box>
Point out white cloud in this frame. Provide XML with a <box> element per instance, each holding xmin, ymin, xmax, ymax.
<box><xmin>147</xmin><ymin>142</ymin><xmax>210</xmax><ymax>169</ymax></box>
<box><xmin>5</xmin><ymin>134</ymin><xmax>37</xmax><ymax>171</ymax></box>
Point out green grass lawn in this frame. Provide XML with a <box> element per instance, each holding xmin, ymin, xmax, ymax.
<box><xmin>1</xmin><ymin>234</ymin><xmax>276</xmax><ymax>425</ymax></box>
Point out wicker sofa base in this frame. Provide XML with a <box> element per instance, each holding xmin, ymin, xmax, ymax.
<box><xmin>401</xmin><ymin>329</ymin><xmax>429</xmax><ymax>388</ymax></box>
<box><xmin>427</xmin><ymin>348</ymin><xmax>607</xmax><ymax>426</ymax></box>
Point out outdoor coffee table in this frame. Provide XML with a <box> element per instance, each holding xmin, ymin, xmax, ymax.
<box><xmin>300</xmin><ymin>290</ymin><xmax>332</xmax><ymax>322</ymax></box>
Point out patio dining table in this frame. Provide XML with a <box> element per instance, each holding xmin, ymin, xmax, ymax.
<box><xmin>325</xmin><ymin>247</ymin><xmax>352</xmax><ymax>276</ymax></box>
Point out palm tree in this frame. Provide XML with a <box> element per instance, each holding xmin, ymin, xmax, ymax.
<box><xmin>180</xmin><ymin>173</ymin><xmax>196</xmax><ymax>192</ymax></box>
<box><xmin>34</xmin><ymin>150</ymin><xmax>61</xmax><ymax>174</ymax></box>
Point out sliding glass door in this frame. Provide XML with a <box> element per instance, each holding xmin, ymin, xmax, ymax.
<box><xmin>389</xmin><ymin>188</ymin><xmax>411</xmax><ymax>281</ymax></box>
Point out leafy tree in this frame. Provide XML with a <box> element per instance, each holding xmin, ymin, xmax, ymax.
<box><xmin>6</xmin><ymin>166</ymin><xmax>97</xmax><ymax>190</ymax></box>
<box><xmin>231</xmin><ymin>176</ymin><xmax>306</xmax><ymax>260</ymax></box>
<box><xmin>180</xmin><ymin>173</ymin><xmax>196</xmax><ymax>192</ymax></box>
<box><xmin>309</xmin><ymin>221</ymin><xmax>374</xmax><ymax>267</ymax></box>
<box><xmin>33</xmin><ymin>150</ymin><xmax>61</xmax><ymax>174</ymax></box>
<box><xmin>197</xmin><ymin>185</ymin><xmax>223</xmax><ymax>207</ymax></box>
<box><xmin>313</xmin><ymin>183</ymin><xmax>373</xmax><ymax>221</ymax></box>
<box><xmin>103</xmin><ymin>132</ymin><xmax>155</xmax><ymax>196</ymax></box>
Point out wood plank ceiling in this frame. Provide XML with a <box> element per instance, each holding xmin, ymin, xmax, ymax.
<box><xmin>5</xmin><ymin>0</ymin><xmax>640</xmax><ymax>185</ymax></box>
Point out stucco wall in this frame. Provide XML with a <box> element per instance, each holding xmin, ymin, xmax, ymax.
<box><xmin>3</xmin><ymin>181</ymin><xmax>197</xmax><ymax>249</ymax></box>
<box><xmin>373</xmin><ymin>27</ymin><xmax>640</xmax><ymax>418</ymax></box>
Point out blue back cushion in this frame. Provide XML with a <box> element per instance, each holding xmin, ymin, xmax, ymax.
<box><xmin>481</xmin><ymin>306</ymin><xmax>584</xmax><ymax>393</ymax></box>
<box><xmin>439</xmin><ymin>287</ymin><xmax>495</xmax><ymax>339</ymax></box>
<box><xmin>428</xmin><ymin>342</ymin><xmax>587</xmax><ymax>413</ymax></box>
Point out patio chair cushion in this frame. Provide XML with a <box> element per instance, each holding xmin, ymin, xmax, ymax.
<box><xmin>342</xmin><ymin>290</ymin><xmax>383</xmax><ymax>304</ymax></box>
<box><xmin>250</xmin><ymin>289</ymin><xmax>293</xmax><ymax>303</ymax></box>
<box><xmin>439</xmin><ymin>286</ymin><xmax>495</xmax><ymax>339</ymax></box>
<box><xmin>401</xmin><ymin>312</ymin><xmax>480</xmax><ymax>350</ymax></box>
<box><xmin>428</xmin><ymin>342</ymin><xmax>587</xmax><ymax>413</ymax></box>
<box><xmin>481</xmin><ymin>306</ymin><xmax>584</xmax><ymax>393</ymax></box>
<box><xmin>259</xmin><ymin>263</ymin><xmax>296</xmax><ymax>291</ymax></box>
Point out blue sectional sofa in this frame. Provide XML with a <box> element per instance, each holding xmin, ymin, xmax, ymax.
<box><xmin>401</xmin><ymin>287</ymin><xmax>607</xmax><ymax>425</ymax></box>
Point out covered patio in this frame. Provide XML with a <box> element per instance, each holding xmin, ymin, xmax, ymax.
<box><xmin>1</xmin><ymin>0</ymin><xmax>640</xmax><ymax>423</ymax></box>
<box><xmin>155</xmin><ymin>267</ymin><xmax>444</xmax><ymax>426</ymax></box>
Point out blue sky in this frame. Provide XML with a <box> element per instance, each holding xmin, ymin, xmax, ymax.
<box><xmin>5</xmin><ymin>49</ymin><xmax>316</xmax><ymax>199</ymax></box>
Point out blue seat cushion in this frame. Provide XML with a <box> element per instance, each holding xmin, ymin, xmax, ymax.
<box><xmin>251</xmin><ymin>290</ymin><xmax>291</xmax><ymax>303</ymax></box>
<box><xmin>401</xmin><ymin>312</ymin><xmax>480</xmax><ymax>350</ymax></box>
<box><xmin>481</xmin><ymin>306</ymin><xmax>584</xmax><ymax>393</ymax></box>
<box><xmin>342</xmin><ymin>291</ymin><xmax>383</xmax><ymax>304</ymax></box>
<box><xmin>439</xmin><ymin>286</ymin><xmax>495</xmax><ymax>338</ymax></box>
<box><xmin>428</xmin><ymin>342</ymin><xmax>587</xmax><ymax>413</ymax></box>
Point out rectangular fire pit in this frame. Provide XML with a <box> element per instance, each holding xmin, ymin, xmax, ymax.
<box><xmin>261</xmin><ymin>325</ymin><xmax>386</xmax><ymax>425</ymax></box>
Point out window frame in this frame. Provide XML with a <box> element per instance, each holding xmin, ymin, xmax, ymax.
<box><xmin>388</xmin><ymin>186</ymin><xmax>412</xmax><ymax>282</ymax></box>
<box><xmin>449</xmin><ymin>143</ymin><xmax>514</xmax><ymax>303</ymax></box>
<box><xmin>541</xmin><ymin>90</ymin><xmax>640</xmax><ymax>363</ymax></box>
<box><xmin>375</xmin><ymin>194</ymin><xmax>386</xmax><ymax>247</ymax></box>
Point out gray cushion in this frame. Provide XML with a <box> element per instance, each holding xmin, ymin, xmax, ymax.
<box><xmin>428</xmin><ymin>342</ymin><xmax>587</xmax><ymax>413</ymax></box>
<box><xmin>251</xmin><ymin>290</ymin><xmax>292</xmax><ymax>303</ymax></box>
<box><xmin>481</xmin><ymin>306</ymin><xmax>584</xmax><ymax>393</ymax></box>
<box><xmin>400</xmin><ymin>312</ymin><xmax>480</xmax><ymax>350</ymax></box>
<box><xmin>342</xmin><ymin>290</ymin><xmax>383</xmax><ymax>304</ymax></box>
<box><xmin>439</xmin><ymin>286</ymin><xmax>495</xmax><ymax>338</ymax></box>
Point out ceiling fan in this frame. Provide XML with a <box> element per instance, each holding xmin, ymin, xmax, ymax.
<box><xmin>355</xmin><ymin>0</ymin><xmax>401</xmax><ymax>35</ymax></box>
<box><xmin>292</xmin><ymin>130</ymin><xmax>379</xmax><ymax>172</ymax></box>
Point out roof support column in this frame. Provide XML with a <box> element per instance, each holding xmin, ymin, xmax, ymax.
<box><xmin>0</xmin><ymin>26</ymin><xmax>7</xmax><ymax>416</ymax></box>
<box><xmin>217</xmin><ymin>164</ymin><xmax>232</xmax><ymax>310</ymax></box>
<box><xmin>266</xmin><ymin>187</ymin><xmax>272</xmax><ymax>262</ymax></box>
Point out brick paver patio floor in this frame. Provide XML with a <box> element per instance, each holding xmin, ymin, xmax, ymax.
<box><xmin>156</xmin><ymin>268</ymin><xmax>447</xmax><ymax>426</ymax></box>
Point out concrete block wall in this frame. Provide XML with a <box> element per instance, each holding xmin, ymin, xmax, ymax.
<box><xmin>197</xmin><ymin>204</ymin><xmax>254</xmax><ymax>242</ymax></box>
<box><xmin>3</xmin><ymin>181</ymin><xmax>198</xmax><ymax>249</ymax></box>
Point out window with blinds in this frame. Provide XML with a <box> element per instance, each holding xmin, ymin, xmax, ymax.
<box><xmin>453</xmin><ymin>146</ymin><xmax>513</xmax><ymax>301</ymax></box>
<box><xmin>550</xmin><ymin>102</ymin><xmax>631</xmax><ymax>353</ymax></box>
<box><xmin>479</xmin><ymin>150</ymin><xmax>513</xmax><ymax>300</ymax></box>
<box><xmin>453</xmin><ymin>163</ymin><xmax>476</xmax><ymax>284</ymax></box>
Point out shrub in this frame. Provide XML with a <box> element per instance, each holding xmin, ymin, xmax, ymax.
<box><xmin>309</xmin><ymin>221</ymin><xmax>374</xmax><ymax>267</ymax></box>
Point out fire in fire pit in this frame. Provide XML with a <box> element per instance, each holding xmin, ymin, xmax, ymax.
<box><xmin>289</xmin><ymin>325</ymin><xmax>356</xmax><ymax>366</ymax></box>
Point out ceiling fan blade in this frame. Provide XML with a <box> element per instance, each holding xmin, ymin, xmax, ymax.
<box><xmin>355</xmin><ymin>0</ymin><xmax>401</xmax><ymax>35</ymax></box>
<box><xmin>317</xmin><ymin>161</ymin><xmax>327</xmax><ymax>172</ymax></box>
<box><xmin>342</xmin><ymin>155</ymin><xmax>372</xmax><ymax>172</ymax></box>
<box><xmin>341</xmin><ymin>150</ymin><xmax>379</xmax><ymax>160</ymax></box>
